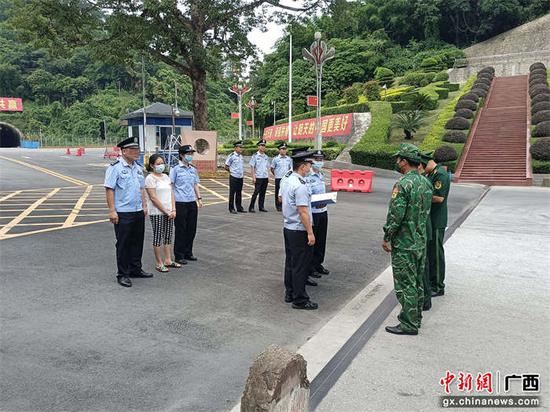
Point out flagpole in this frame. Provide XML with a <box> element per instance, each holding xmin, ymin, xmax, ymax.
<box><xmin>288</xmin><ymin>33</ymin><xmax>293</xmax><ymax>143</ymax></box>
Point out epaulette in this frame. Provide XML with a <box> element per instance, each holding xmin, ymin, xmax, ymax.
<box><xmin>298</xmin><ymin>177</ymin><xmax>305</xmax><ymax>184</ymax></box>
<box><xmin>110</xmin><ymin>160</ymin><xmax>119</xmax><ymax>166</ymax></box>
<box><xmin>284</xmin><ymin>170</ymin><xmax>292</xmax><ymax>178</ymax></box>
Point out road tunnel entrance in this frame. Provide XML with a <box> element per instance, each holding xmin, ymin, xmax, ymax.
<box><xmin>0</xmin><ymin>123</ymin><xmax>22</xmax><ymax>147</ymax></box>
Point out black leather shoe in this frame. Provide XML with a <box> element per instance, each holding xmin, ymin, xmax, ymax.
<box><xmin>130</xmin><ymin>270</ymin><xmax>153</xmax><ymax>278</ymax></box>
<box><xmin>175</xmin><ymin>259</ymin><xmax>188</xmax><ymax>265</ymax></box>
<box><xmin>237</xmin><ymin>209</ymin><xmax>247</xmax><ymax>213</ymax></box>
<box><xmin>259</xmin><ymin>208</ymin><xmax>268</xmax><ymax>212</ymax></box>
<box><xmin>285</xmin><ymin>293</ymin><xmax>293</xmax><ymax>303</ymax></box>
<box><xmin>423</xmin><ymin>301</ymin><xmax>432</xmax><ymax>311</ymax></box>
<box><xmin>117</xmin><ymin>276</ymin><xmax>132</xmax><ymax>287</ymax></box>
<box><xmin>292</xmin><ymin>301</ymin><xmax>318</xmax><ymax>310</ymax></box>
<box><xmin>315</xmin><ymin>265</ymin><xmax>330</xmax><ymax>275</ymax></box>
<box><xmin>229</xmin><ymin>209</ymin><xmax>237</xmax><ymax>214</ymax></box>
<box><xmin>248</xmin><ymin>209</ymin><xmax>255</xmax><ymax>213</ymax></box>
<box><xmin>385</xmin><ymin>324</ymin><xmax>418</xmax><ymax>335</ymax></box>
<box><xmin>432</xmin><ymin>290</ymin><xmax>444</xmax><ymax>297</ymax></box>
<box><xmin>309</xmin><ymin>272</ymin><xmax>322</xmax><ymax>278</ymax></box>
<box><xmin>305</xmin><ymin>279</ymin><xmax>318</xmax><ymax>287</ymax></box>
<box><xmin>276</xmin><ymin>208</ymin><xmax>282</xmax><ymax>212</ymax></box>
<box><xmin>184</xmin><ymin>255</ymin><xmax>198</xmax><ymax>261</ymax></box>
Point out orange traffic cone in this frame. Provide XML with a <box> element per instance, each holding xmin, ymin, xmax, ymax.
<box><xmin>66</xmin><ymin>147</ymin><xmax>71</xmax><ymax>155</ymax></box>
<box><xmin>76</xmin><ymin>148</ymin><xmax>82</xmax><ymax>156</ymax></box>
<box><xmin>80</xmin><ymin>147</ymin><xmax>85</xmax><ymax>154</ymax></box>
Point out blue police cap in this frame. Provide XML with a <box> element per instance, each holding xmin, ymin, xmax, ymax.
<box><xmin>178</xmin><ymin>144</ymin><xmax>196</xmax><ymax>154</ymax></box>
<box><xmin>117</xmin><ymin>137</ymin><xmax>140</xmax><ymax>149</ymax></box>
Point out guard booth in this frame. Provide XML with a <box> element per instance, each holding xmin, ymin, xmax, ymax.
<box><xmin>120</xmin><ymin>102</ymin><xmax>217</xmax><ymax>172</ymax></box>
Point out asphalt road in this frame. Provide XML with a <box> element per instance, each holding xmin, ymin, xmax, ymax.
<box><xmin>0</xmin><ymin>148</ymin><xmax>486</xmax><ymax>411</ymax></box>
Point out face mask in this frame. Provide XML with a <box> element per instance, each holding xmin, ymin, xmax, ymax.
<box><xmin>184</xmin><ymin>155</ymin><xmax>193</xmax><ymax>162</ymax></box>
<box><xmin>394</xmin><ymin>161</ymin><xmax>403</xmax><ymax>173</ymax></box>
<box><xmin>313</xmin><ymin>161</ymin><xmax>324</xmax><ymax>169</ymax></box>
<box><xmin>154</xmin><ymin>164</ymin><xmax>165</xmax><ymax>173</ymax></box>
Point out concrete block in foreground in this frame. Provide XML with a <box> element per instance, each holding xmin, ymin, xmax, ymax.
<box><xmin>241</xmin><ymin>345</ymin><xmax>309</xmax><ymax>412</ymax></box>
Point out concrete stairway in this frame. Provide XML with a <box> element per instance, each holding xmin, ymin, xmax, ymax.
<box><xmin>454</xmin><ymin>75</ymin><xmax>532</xmax><ymax>186</ymax></box>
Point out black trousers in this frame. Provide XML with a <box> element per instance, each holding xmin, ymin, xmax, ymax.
<box><xmin>229</xmin><ymin>176</ymin><xmax>244</xmax><ymax>211</ymax></box>
<box><xmin>249</xmin><ymin>178</ymin><xmax>268</xmax><ymax>210</ymax></box>
<box><xmin>174</xmin><ymin>201</ymin><xmax>198</xmax><ymax>260</ymax></box>
<box><xmin>312</xmin><ymin>211</ymin><xmax>328</xmax><ymax>269</ymax></box>
<box><xmin>284</xmin><ymin>228</ymin><xmax>313</xmax><ymax>304</ymax></box>
<box><xmin>274</xmin><ymin>178</ymin><xmax>282</xmax><ymax>211</ymax></box>
<box><xmin>114</xmin><ymin>211</ymin><xmax>145</xmax><ymax>277</ymax></box>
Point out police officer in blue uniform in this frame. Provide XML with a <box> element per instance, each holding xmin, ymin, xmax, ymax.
<box><xmin>104</xmin><ymin>137</ymin><xmax>153</xmax><ymax>287</ymax></box>
<box><xmin>281</xmin><ymin>149</ymin><xmax>318</xmax><ymax>310</ymax></box>
<box><xmin>270</xmin><ymin>143</ymin><xmax>293</xmax><ymax>212</ymax></box>
<box><xmin>170</xmin><ymin>145</ymin><xmax>203</xmax><ymax>264</ymax></box>
<box><xmin>248</xmin><ymin>139</ymin><xmax>270</xmax><ymax>212</ymax></box>
<box><xmin>224</xmin><ymin>141</ymin><xmax>246</xmax><ymax>214</ymax></box>
<box><xmin>306</xmin><ymin>150</ymin><xmax>331</xmax><ymax>278</ymax></box>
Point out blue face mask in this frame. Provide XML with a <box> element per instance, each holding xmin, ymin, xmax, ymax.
<box><xmin>184</xmin><ymin>155</ymin><xmax>193</xmax><ymax>162</ymax></box>
<box><xmin>313</xmin><ymin>161</ymin><xmax>324</xmax><ymax>169</ymax></box>
<box><xmin>154</xmin><ymin>164</ymin><xmax>165</xmax><ymax>174</ymax></box>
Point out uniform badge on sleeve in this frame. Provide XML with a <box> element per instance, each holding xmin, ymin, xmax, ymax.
<box><xmin>391</xmin><ymin>186</ymin><xmax>399</xmax><ymax>199</ymax></box>
<box><xmin>435</xmin><ymin>181</ymin><xmax>442</xmax><ymax>190</ymax></box>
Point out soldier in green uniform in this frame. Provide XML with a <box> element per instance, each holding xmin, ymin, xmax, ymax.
<box><xmin>382</xmin><ymin>143</ymin><xmax>432</xmax><ymax>335</ymax></box>
<box><xmin>424</xmin><ymin>156</ymin><xmax>451</xmax><ymax>297</ymax></box>
<box><xmin>418</xmin><ymin>152</ymin><xmax>434</xmax><ymax>311</ymax></box>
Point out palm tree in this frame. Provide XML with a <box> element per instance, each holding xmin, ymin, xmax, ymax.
<box><xmin>392</xmin><ymin>110</ymin><xmax>426</xmax><ymax>140</ymax></box>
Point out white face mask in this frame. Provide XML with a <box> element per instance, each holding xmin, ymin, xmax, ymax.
<box><xmin>154</xmin><ymin>164</ymin><xmax>165</xmax><ymax>173</ymax></box>
<box><xmin>313</xmin><ymin>161</ymin><xmax>324</xmax><ymax>169</ymax></box>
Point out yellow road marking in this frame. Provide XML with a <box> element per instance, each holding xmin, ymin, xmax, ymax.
<box><xmin>0</xmin><ymin>188</ymin><xmax>60</xmax><ymax>238</ymax></box>
<box><xmin>0</xmin><ymin>156</ymin><xmax>88</xmax><ymax>186</ymax></box>
<box><xmin>0</xmin><ymin>219</ymin><xmax>109</xmax><ymax>240</ymax></box>
<box><xmin>198</xmin><ymin>183</ymin><xmax>227</xmax><ymax>202</ymax></box>
<box><xmin>63</xmin><ymin>185</ymin><xmax>93</xmax><ymax>227</ymax></box>
<box><xmin>0</xmin><ymin>191</ymin><xmax>22</xmax><ymax>202</ymax></box>
<box><xmin>209</xmin><ymin>179</ymin><xmax>253</xmax><ymax>199</ymax></box>
<box><xmin>10</xmin><ymin>223</ymin><xmax>63</xmax><ymax>227</ymax></box>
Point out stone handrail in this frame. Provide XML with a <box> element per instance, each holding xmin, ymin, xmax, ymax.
<box><xmin>454</xmin><ymin>50</ymin><xmax>550</xmax><ymax>68</ymax></box>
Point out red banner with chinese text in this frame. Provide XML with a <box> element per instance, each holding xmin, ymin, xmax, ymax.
<box><xmin>0</xmin><ymin>97</ymin><xmax>23</xmax><ymax>112</ymax></box>
<box><xmin>263</xmin><ymin>113</ymin><xmax>353</xmax><ymax>141</ymax></box>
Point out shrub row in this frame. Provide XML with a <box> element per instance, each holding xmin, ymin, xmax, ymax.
<box><xmin>529</xmin><ymin>63</ymin><xmax>550</xmax><ymax>141</ymax></box>
<box><xmin>349</xmin><ymin>101</ymin><xmax>397</xmax><ymax>169</ymax></box>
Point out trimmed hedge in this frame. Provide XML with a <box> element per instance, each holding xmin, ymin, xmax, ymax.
<box><xmin>442</xmin><ymin>131</ymin><xmax>467</xmax><ymax>143</ymax></box>
<box><xmin>473</xmin><ymin>82</ymin><xmax>490</xmax><ymax>91</ymax></box>
<box><xmin>478</xmin><ymin>67</ymin><xmax>495</xmax><ymax>75</ymax></box>
<box><xmin>477</xmin><ymin>72</ymin><xmax>493</xmax><ymax>81</ymax></box>
<box><xmin>400</xmin><ymin>72</ymin><xmax>435</xmax><ymax>87</ymax></box>
<box><xmin>530</xmin><ymin>137</ymin><xmax>550</xmax><ymax>160</ymax></box>
<box><xmin>390</xmin><ymin>101</ymin><xmax>413</xmax><ymax>113</ymax></box>
<box><xmin>434</xmin><ymin>71</ymin><xmax>449</xmax><ymax>82</ymax></box>
<box><xmin>455</xmin><ymin>99</ymin><xmax>477</xmax><ymax>111</ymax></box>
<box><xmin>532</xmin><ymin>110</ymin><xmax>550</xmax><ymax>125</ymax></box>
<box><xmin>532</xmin><ymin>101</ymin><xmax>550</xmax><ymax>114</ymax></box>
<box><xmin>533</xmin><ymin>121</ymin><xmax>550</xmax><ymax>137</ymax></box>
<box><xmin>460</xmin><ymin>92</ymin><xmax>480</xmax><ymax>102</ymax></box>
<box><xmin>532</xmin><ymin>93</ymin><xmax>550</xmax><ymax>106</ymax></box>
<box><xmin>434</xmin><ymin>145</ymin><xmax>458</xmax><ymax>162</ymax></box>
<box><xmin>530</xmin><ymin>62</ymin><xmax>546</xmax><ymax>71</ymax></box>
<box><xmin>531</xmin><ymin>68</ymin><xmax>547</xmax><ymax>77</ymax></box>
<box><xmin>529</xmin><ymin>76</ymin><xmax>548</xmax><ymax>86</ymax></box>
<box><xmin>532</xmin><ymin>159</ymin><xmax>550</xmax><ymax>173</ymax></box>
<box><xmin>445</xmin><ymin>117</ymin><xmax>470</xmax><ymax>130</ymax></box>
<box><xmin>529</xmin><ymin>85</ymin><xmax>550</xmax><ymax>97</ymax></box>
<box><xmin>444</xmin><ymin>82</ymin><xmax>460</xmax><ymax>92</ymax></box>
<box><xmin>349</xmin><ymin>101</ymin><xmax>397</xmax><ymax>169</ymax></box>
<box><xmin>470</xmin><ymin>88</ymin><xmax>488</xmax><ymax>98</ymax></box>
<box><xmin>275</xmin><ymin>102</ymin><xmax>369</xmax><ymax>124</ymax></box>
<box><xmin>455</xmin><ymin>108</ymin><xmax>474</xmax><ymax>119</ymax></box>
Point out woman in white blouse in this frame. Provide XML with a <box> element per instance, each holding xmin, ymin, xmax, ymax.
<box><xmin>145</xmin><ymin>154</ymin><xmax>181</xmax><ymax>272</ymax></box>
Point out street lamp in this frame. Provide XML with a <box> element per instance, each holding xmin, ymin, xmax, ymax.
<box><xmin>272</xmin><ymin>100</ymin><xmax>276</xmax><ymax>125</ymax></box>
<box><xmin>229</xmin><ymin>83</ymin><xmax>251</xmax><ymax>141</ymax></box>
<box><xmin>302</xmin><ymin>32</ymin><xmax>335</xmax><ymax>150</ymax></box>
<box><xmin>247</xmin><ymin>96</ymin><xmax>259</xmax><ymax>139</ymax></box>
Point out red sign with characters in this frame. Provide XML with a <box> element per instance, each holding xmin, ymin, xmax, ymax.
<box><xmin>0</xmin><ymin>97</ymin><xmax>23</xmax><ymax>112</ymax></box>
<box><xmin>231</xmin><ymin>112</ymin><xmax>239</xmax><ymax>119</ymax></box>
<box><xmin>307</xmin><ymin>95</ymin><xmax>318</xmax><ymax>107</ymax></box>
<box><xmin>263</xmin><ymin>113</ymin><xmax>353</xmax><ymax>141</ymax></box>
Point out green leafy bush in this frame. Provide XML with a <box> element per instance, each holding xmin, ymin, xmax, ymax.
<box><xmin>530</xmin><ymin>137</ymin><xmax>550</xmax><ymax>160</ymax></box>
<box><xmin>445</xmin><ymin>117</ymin><xmax>470</xmax><ymax>130</ymax></box>
<box><xmin>434</xmin><ymin>145</ymin><xmax>458</xmax><ymax>162</ymax></box>
<box><xmin>444</xmin><ymin>82</ymin><xmax>460</xmax><ymax>92</ymax></box>
<box><xmin>442</xmin><ymin>131</ymin><xmax>467</xmax><ymax>143</ymax></box>
<box><xmin>374</xmin><ymin>67</ymin><xmax>395</xmax><ymax>87</ymax></box>
<box><xmin>350</xmin><ymin>101</ymin><xmax>396</xmax><ymax>169</ymax></box>
<box><xmin>434</xmin><ymin>71</ymin><xmax>449</xmax><ymax>82</ymax></box>
<box><xmin>420</xmin><ymin>57</ymin><xmax>442</xmax><ymax>72</ymax></box>
<box><xmin>343</xmin><ymin>83</ymin><xmax>364</xmax><ymax>104</ymax></box>
<box><xmin>365</xmin><ymin>80</ymin><xmax>382</xmax><ymax>101</ymax></box>
<box><xmin>455</xmin><ymin>108</ymin><xmax>474</xmax><ymax>119</ymax></box>
<box><xmin>324</xmin><ymin>91</ymin><xmax>340</xmax><ymax>107</ymax></box>
<box><xmin>533</xmin><ymin>121</ymin><xmax>550</xmax><ymax>137</ymax></box>
<box><xmin>392</xmin><ymin>110</ymin><xmax>426</xmax><ymax>139</ymax></box>
<box><xmin>390</xmin><ymin>101</ymin><xmax>413</xmax><ymax>113</ymax></box>
<box><xmin>455</xmin><ymin>99</ymin><xmax>477</xmax><ymax>111</ymax></box>
<box><xmin>401</xmin><ymin>72</ymin><xmax>434</xmax><ymax>87</ymax></box>
<box><xmin>532</xmin><ymin>110</ymin><xmax>550</xmax><ymax>125</ymax></box>
<box><xmin>532</xmin><ymin>101</ymin><xmax>550</xmax><ymax>114</ymax></box>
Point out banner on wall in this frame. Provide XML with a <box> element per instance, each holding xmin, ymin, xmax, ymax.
<box><xmin>0</xmin><ymin>97</ymin><xmax>23</xmax><ymax>112</ymax></box>
<box><xmin>263</xmin><ymin>113</ymin><xmax>353</xmax><ymax>141</ymax></box>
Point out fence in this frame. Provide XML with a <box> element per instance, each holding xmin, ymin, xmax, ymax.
<box><xmin>22</xmin><ymin>131</ymin><xmax>120</xmax><ymax>148</ymax></box>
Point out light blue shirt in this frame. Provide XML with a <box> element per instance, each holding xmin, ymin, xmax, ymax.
<box><xmin>250</xmin><ymin>152</ymin><xmax>270</xmax><ymax>178</ymax></box>
<box><xmin>225</xmin><ymin>151</ymin><xmax>244</xmax><ymax>178</ymax></box>
<box><xmin>306</xmin><ymin>170</ymin><xmax>327</xmax><ymax>214</ymax></box>
<box><xmin>170</xmin><ymin>162</ymin><xmax>200</xmax><ymax>202</ymax></box>
<box><xmin>103</xmin><ymin>158</ymin><xmax>145</xmax><ymax>212</ymax></box>
<box><xmin>281</xmin><ymin>172</ymin><xmax>312</xmax><ymax>231</ymax></box>
<box><xmin>271</xmin><ymin>155</ymin><xmax>293</xmax><ymax>179</ymax></box>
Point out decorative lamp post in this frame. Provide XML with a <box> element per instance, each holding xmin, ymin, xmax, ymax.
<box><xmin>247</xmin><ymin>96</ymin><xmax>259</xmax><ymax>139</ymax></box>
<box><xmin>302</xmin><ymin>32</ymin><xmax>335</xmax><ymax>150</ymax></box>
<box><xmin>229</xmin><ymin>83</ymin><xmax>251</xmax><ymax>141</ymax></box>
<box><xmin>272</xmin><ymin>100</ymin><xmax>276</xmax><ymax>125</ymax></box>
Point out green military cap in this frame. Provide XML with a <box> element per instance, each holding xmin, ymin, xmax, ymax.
<box><xmin>419</xmin><ymin>151</ymin><xmax>434</xmax><ymax>166</ymax></box>
<box><xmin>392</xmin><ymin>143</ymin><xmax>421</xmax><ymax>162</ymax></box>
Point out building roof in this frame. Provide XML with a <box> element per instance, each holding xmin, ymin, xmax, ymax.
<box><xmin>121</xmin><ymin>102</ymin><xmax>193</xmax><ymax>120</ymax></box>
